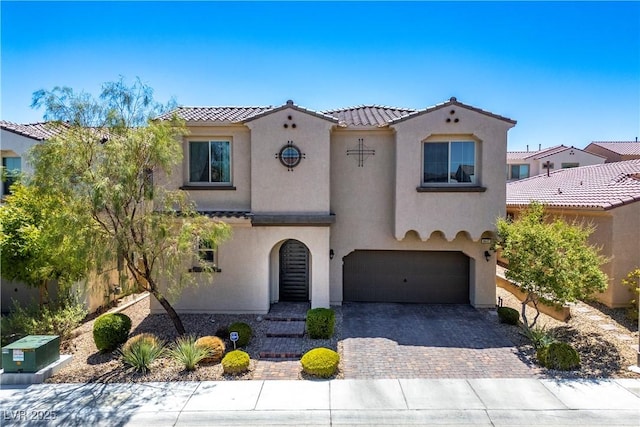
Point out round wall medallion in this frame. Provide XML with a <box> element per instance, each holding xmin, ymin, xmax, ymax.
<box><xmin>278</xmin><ymin>144</ymin><xmax>303</xmax><ymax>168</ymax></box>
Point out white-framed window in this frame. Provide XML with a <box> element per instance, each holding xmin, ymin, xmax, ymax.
<box><xmin>191</xmin><ymin>237</ymin><xmax>219</xmax><ymax>273</ymax></box>
<box><xmin>509</xmin><ymin>164</ymin><xmax>529</xmax><ymax>180</ymax></box>
<box><xmin>2</xmin><ymin>157</ymin><xmax>21</xmax><ymax>196</ymax></box>
<box><xmin>561</xmin><ymin>162</ymin><xmax>579</xmax><ymax>169</ymax></box>
<box><xmin>423</xmin><ymin>140</ymin><xmax>477</xmax><ymax>185</ymax></box>
<box><xmin>198</xmin><ymin>238</ymin><xmax>216</xmax><ymax>264</ymax></box>
<box><xmin>188</xmin><ymin>140</ymin><xmax>231</xmax><ymax>184</ymax></box>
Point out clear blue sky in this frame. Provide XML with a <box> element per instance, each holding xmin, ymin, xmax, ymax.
<box><xmin>2</xmin><ymin>1</ymin><xmax>639</xmax><ymax>151</ymax></box>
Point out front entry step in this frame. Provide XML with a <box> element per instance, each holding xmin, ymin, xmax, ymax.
<box><xmin>259</xmin><ymin>337</ymin><xmax>305</xmax><ymax>359</ymax></box>
<box><xmin>259</xmin><ymin>302</ymin><xmax>309</xmax><ymax>360</ymax></box>
<box><xmin>266</xmin><ymin>320</ymin><xmax>305</xmax><ymax>337</ymax></box>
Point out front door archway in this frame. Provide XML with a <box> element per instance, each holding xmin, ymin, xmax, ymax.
<box><xmin>279</xmin><ymin>239</ymin><xmax>310</xmax><ymax>301</ymax></box>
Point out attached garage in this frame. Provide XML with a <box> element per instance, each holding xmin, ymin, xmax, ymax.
<box><xmin>343</xmin><ymin>250</ymin><xmax>470</xmax><ymax>304</ymax></box>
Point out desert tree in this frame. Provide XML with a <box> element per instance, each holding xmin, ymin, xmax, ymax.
<box><xmin>0</xmin><ymin>182</ymin><xmax>93</xmax><ymax>304</ymax></box>
<box><xmin>496</xmin><ymin>202</ymin><xmax>608</xmax><ymax>331</ymax></box>
<box><xmin>29</xmin><ymin>77</ymin><xmax>230</xmax><ymax>334</ymax></box>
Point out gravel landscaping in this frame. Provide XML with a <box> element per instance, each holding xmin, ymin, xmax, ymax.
<box><xmin>45</xmin><ymin>287</ymin><xmax>639</xmax><ymax>383</ymax></box>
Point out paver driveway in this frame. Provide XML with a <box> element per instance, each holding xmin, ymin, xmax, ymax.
<box><xmin>340</xmin><ymin>303</ymin><xmax>539</xmax><ymax>379</ymax></box>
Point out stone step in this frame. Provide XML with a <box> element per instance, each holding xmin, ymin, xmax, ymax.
<box><xmin>259</xmin><ymin>337</ymin><xmax>305</xmax><ymax>359</ymax></box>
<box><xmin>265</xmin><ymin>302</ymin><xmax>309</xmax><ymax>321</ymax></box>
<box><xmin>266</xmin><ymin>320</ymin><xmax>306</xmax><ymax>337</ymax></box>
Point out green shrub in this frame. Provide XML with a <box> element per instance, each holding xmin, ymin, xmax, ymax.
<box><xmin>221</xmin><ymin>349</ymin><xmax>251</xmax><ymax>374</ymax></box>
<box><xmin>300</xmin><ymin>347</ymin><xmax>339</xmax><ymax>378</ymax></box>
<box><xmin>521</xmin><ymin>325</ymin><xmax>557</xmax><ymax>350</ymax></box>
<box><xmin>228</xmin><ymin>322</ymin><xmax>252</xmax><ymax>347</ymax></box>
<box><xmin>537</xmin><ymin>342</ymin><xmax>580</xmax><ymax>370</ymax></box>
<box><xmin>214</xmin><ymin>325</ymin><xmax>229</xmax><ymax>339</ymax></box>
<box><xmin>1</xmin><ymin>296</ymin><xmax>87</xmax><ymax>346</ymax></box>
<box><xmin>169</xmin><ymin>335</ymin><xmax>211</xmax><ymax>371</ymax></box>
<box><xmin>92</xmin><ymin>313</ymin><xmax>132</xmax><ymax>352</ymax></box>
<box><xmin>195</xmin><ymin>335</ymin><xmax>226</xmax><ymax>363</ymax></box>
<box><xmin>497</xmin><ymin>307</ymin><xmax>520</xmax><ymax>325</ymax></box>
<box><xmin>119</xmin><ymin>334</ymin><xmax>165</xmax><ymax>374</ymax></box>
<box><xmin>306</xmin><ymin>308</ymin><xmax>335</xmax><ymax>339</ymax></box>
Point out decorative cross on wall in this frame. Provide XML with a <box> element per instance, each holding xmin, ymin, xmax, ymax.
<box><xmin>346</xmin><ymin>138</ymin><xmax>375</xmax><ymax>167</ymax></box>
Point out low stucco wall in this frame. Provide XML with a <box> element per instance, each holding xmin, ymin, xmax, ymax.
<box><xmin>496</xmin><ymin>275</ymin><xmax>571</xmax><ymax>322</ymax></box>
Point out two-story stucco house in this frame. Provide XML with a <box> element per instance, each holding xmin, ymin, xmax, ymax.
<box><xmin>506</xmin><ymin>145</ymin><xmax>605</xmax><ymax>181</ymax></box>
<box><xmin>0</xmin><ymin>121</ymin><xmax>62</xmax><ymax>197</ymax></box>
<box><xmin>152</xmin><ymin>97</ymin><xmax>516</xmax><ymax>314</ymax></box>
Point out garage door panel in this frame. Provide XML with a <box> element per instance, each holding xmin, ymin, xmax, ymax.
<box><xmin>343</xmin><ymin>250</ymin><xmax>469</xmax><ymax>304</ymax></box>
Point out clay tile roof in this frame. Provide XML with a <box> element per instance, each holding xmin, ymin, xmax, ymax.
<box><xmin>506</xmin><ymin>159</ymin><xmax>640</xmax><ymax>210</ymax></box>
<box><xmin>389</xmin><ymin>97</ymin><xmax>516</xmax><ymax>125</ymax></box>
<box><xmin>322</xmin><ymin>105</ymin><xmax>417</xmax><ymax>127</ymax></box>
<box><xmin>157</xmin><ymin>106</ymin><xmax>274</xmax><ymax>123</ymax></box>
<box><xmin>0</xmin><ymin>120</ymin><xmax>67</xmax><ymax>140</ymax></box>
<box><xmin>587</xmin><ymin>141</ymin><xmax>640</xmax><ymax>156</ymax></box>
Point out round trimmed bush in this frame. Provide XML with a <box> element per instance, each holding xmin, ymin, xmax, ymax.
<box><xmin>306</xmin><ymin>308</ymin><xmax>335</xmax><ymax>339</ymax></box>
<box><xmin>221</xmin><ymin>350</ymin><xmax>250</xmax><ymax>374</ymax></box>
<box><xmin>497</xmin><ymin>307</ymin><xmax>520</xmax><ymax>325</ymax></box>
<box><xmin>93</xmin><ymin>313</ymin><xmax>132</xmax><ymax>352</ymax></box>
<box><xmin>537</xmin><ymin>342</ymin><xmax>580</xmax><ymax>370</ymax></box>
<box><xmin>300</xmin><ymin>347</ymin><xmax>339</xmax><ymax>378</ymax></box>
<box><xmin>228</xmin><ymin>322</ymin><xmax>252</xmax><ymax>347</ymax></box>
<box><xmin>122</xmin><ymin>333</ymin><xmax>160</xmax><ymax>353</ymax></box>
<box><xmin>195</xmin><ymin>335</ymin><xmax>226</xmax><ymax>364</ymax></box>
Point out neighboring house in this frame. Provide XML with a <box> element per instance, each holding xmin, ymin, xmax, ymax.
<box><xmin>584</xmin><ymin>140</ymin><xmax>640</xmax><ymax>163</ymax></box>
<box><xmin>506</xmin><ymin>145</ymin><xmax>605</xmax><ymax>181</ymax></box>
<box><xmin>506</xmin><ymin>160</ymin><xmax>640</xmax><ymax>308</ymax></box>
<box><xmin>0</xmin><ymin>120</ymin><xmax>127</xmax><ymax>314</ymax></box>
<box><xmin>154</xmin><ymin>97</ymin><xmax>516</xmax><ymax>314</ymax></box>
<box><xmin>0</xmin><ymin>121</ymin><xmax>61</xmax><ymax>197</ymax></box>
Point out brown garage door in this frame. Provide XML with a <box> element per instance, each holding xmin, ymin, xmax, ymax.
<box><xmin>343</xmin><ymin>250</ymin><xmax>469</xmax><ymax>303</ymax></box>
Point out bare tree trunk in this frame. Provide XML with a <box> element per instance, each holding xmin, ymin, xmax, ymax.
<box><xmin>150</xmin><ymin>288</ymin><xmax>186</xmax><ymax>335</ymax></box>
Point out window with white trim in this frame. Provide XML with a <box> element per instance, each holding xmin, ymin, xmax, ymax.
<box><xmin>191</xmin><ymin>237</ymin><xmax>219</xmax><ymax>273</ymax></box>
<box><xmin>509</xmin><ymin>164</ymin><xmax>529</xmax><ymax>180</ymax></box>
<box><xmin>2</xmin><ymin>157</ymin><xmax>21</xmax><ymax>196</ymax></box>
<box><xmin>423</xmin><ymin>140</ymin><xmax>476</xmax><ymax>185</ymax></box>
<box><xmin>189</xmin><ymin>140</ymin><xmax>231</xmax><ymax>184</ymax></box>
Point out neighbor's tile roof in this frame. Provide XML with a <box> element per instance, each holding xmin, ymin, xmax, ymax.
<box><xmin>157</xmin><ymin>106</ymin><xmax>273</xmax><ymax>123</ymax></box>
<box><xmin>506</xmin><ymin>159</ymin><xmax>640</xmax><ymax>210</ymax></box>
<box><xmin>322</xmin><ymin>105</ymin><xmax>417</xmax><ymax>127</ymax></box>
<box><xmin>0</xmin><ymin>120</ymin><xmax>66</xmax><ymax>140</ymax></box>
<box><xmin>587</xmin><ymin>141</ymin><xmax>640</xmax><ymax>156</ymax></box>
<box><xmin>507</xmin><ymin>145</ymin><xmax>567</xmax><ymax>161</ymax></box>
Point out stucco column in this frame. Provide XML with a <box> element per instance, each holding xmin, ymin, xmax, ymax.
<box><xmin>310</xmin><ymin>228</ymin><xmax>331</xmax><ymax>308</ymax></box>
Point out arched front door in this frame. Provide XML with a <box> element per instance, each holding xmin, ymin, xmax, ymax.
<box><xmin>279</xmin><ymin>239</ymin><xmax>309</xmax><ymax>301</ymax></box>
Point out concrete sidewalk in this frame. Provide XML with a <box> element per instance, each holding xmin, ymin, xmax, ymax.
<box><xmin>1</xmin><ymin>378</ymin><xmax>639</xmax><ymax>426</ymax></box>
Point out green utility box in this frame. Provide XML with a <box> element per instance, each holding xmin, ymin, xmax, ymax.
<box><xmin>1</xmin><ymin>335</ymin><xmax>60</xmax><ymax>373</ymax></box>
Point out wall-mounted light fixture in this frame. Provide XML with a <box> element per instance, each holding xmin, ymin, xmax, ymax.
<box><xmin>484</xmin><ymin>250</ymin><xmax>492</xmax><ymax>262</ymax></box>
<box><xmin>329</xmin><ymin>249</ymin><xmax>335</xmax><ymax>260</ymax></box>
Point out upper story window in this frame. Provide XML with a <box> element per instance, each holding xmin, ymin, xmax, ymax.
<box><xmin>189</xmin><ymin>140</ymin><xmax>231</xmax><ymax>184</ymax></box>
<box><xmin>2</xmin><ymin>157</ymin><xmax>21</xmax><ymax>196</ymax></box>
<box><xmin>561</xmin><ymin>162</ymin><xmax>579</xmax><ymax>169</ymax></box>
<box><xmin>423</xmin><ymin>141</ymin><xmax>476</xmax><ymax>185</ymax></box>
<box><xmin>509</xmin><ymin>164</ymin><xmax>529</xmax><ymax>180</ymax></box>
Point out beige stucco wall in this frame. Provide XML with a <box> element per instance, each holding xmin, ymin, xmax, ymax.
<box><xmin>610</xmin><ymin>202</ymin><xmax>640</xmax><ymax>307</ymax></box>
<box><xmin>151</xmin><ymin>221</ymin><xmax>330</xmax><ymax>314</ymax></box>
<box><xmin>329</xmin><ymin>128</ymin><xmax>498</xmax><ymax>308</ymax></box>
<box><xmin>506</xmin><ymin>205</ymin><xmax>639</xmax><ymax>308</ymax></box>
<box><xmin>246</xmin><ymin>108</ymin><xmax>334</xmax><ymax>214</ymax></box>
<box><xmin>392</xmin><ymin>106</ymin><xmax>513</xmax><ymax>241</ymax></box>
<box><xmin>154</xmin><ymin>125</ymin><xmax>252</xmax><ymax>211</ymax></box>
